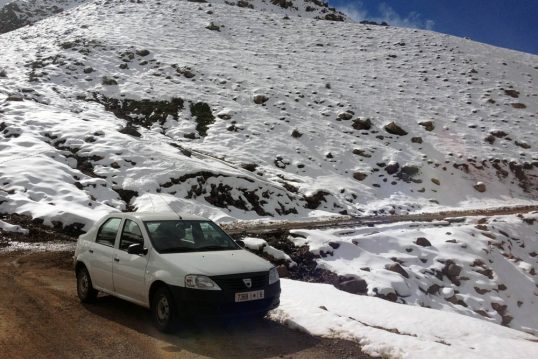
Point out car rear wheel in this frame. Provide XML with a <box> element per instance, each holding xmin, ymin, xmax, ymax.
<box><xmin>77</xmin><ymin>266</ymin><xmax>98</xmax><ymax>303</ymax></box>
<box><xmin>152</xmin><ymin>286</ymin><xmax>177</xmax><ymax>333</ymax></box>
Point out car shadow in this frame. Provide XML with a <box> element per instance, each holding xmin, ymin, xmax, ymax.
<box><xmin>83</xmin><ymin>294</ymin><xmax>321</xmax><ymax>359</ymax></box>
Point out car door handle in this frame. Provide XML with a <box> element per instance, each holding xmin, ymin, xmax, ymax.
<box><xmin>89</xmin><ymin>249</ymin><xmax>94</xmax><ymax>253</ymax></box>
<box><xmin>114</xmin><ymin>257</ymin><xmax>120</xmax><ymax>262</ymax></box>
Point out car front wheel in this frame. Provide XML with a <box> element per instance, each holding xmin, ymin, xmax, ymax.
<box><xmin>76</xmin><ymin>266</ymin><xmax>97</xmax><ymax>303</ymax></box>
<box><xmin>151</xmin><ymin>286</ymin><xmax>177</xmax><ymax>333</ymax></box>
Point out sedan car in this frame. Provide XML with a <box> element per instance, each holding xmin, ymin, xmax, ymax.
<box><xmin>74</xmin><ymin>212</ymin><xmax>280</xmax><ymax>332</ymax></box>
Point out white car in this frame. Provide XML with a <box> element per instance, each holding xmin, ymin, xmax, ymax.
<box><xmin>74</xmin><ymin>212</ymin><xmax>280</xmax><ymax>332</ymax></box>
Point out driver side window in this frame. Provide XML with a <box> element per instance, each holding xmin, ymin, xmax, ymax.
<box><xmin>120</xmin><ymin>219</ymin><xmax>144</xmax><ymax>251</ymax></box>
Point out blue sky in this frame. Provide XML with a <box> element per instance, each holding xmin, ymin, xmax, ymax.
<box><xmin>328</xmin><ymin>0</ymin><xmax>538</xmax><ymax>55</ymax></box>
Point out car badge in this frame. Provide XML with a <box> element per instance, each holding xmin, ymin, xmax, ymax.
<box><xmin>243</xmin><ymin>278</ymin><xmax>252</xmax><ymax>288</ymax></box>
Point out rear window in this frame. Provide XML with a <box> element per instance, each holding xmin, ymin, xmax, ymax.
<box><xmin>96</xmin><ymin>217</ymin><xmax>122</xmax><ymax>247</ymax></box>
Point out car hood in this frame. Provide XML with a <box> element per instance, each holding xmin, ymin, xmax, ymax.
<box><xmin>159</xmin><ymin>249</ymin><xmax>273</xmax><ymax>276</ymax></box>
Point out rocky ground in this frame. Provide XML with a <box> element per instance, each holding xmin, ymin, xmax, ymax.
<box><xmin>230</xmin><ymin>209</ymin><xmax>538</xmax><ymax>335</ymax></box>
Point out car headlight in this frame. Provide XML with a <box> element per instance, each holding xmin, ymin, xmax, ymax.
<box><xmin>185</xmin><ymin>275</ymin><xmax>221</xmax><ymax>290</ymax></box>
<box><xmin>269</xmin><ymin>267</ymin><xmax>279</xmax><ymax>285</ymax></box>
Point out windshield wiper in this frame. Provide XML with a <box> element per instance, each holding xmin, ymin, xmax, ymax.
<box><xmin>159</xmin><ymin>247</ymin><xmax>196</xmax><ymax>253</ymax></box>
<box><xmin>195</xmin><ymin>245</ymin><xmax>234</xmax><ymax>251</ymax></box>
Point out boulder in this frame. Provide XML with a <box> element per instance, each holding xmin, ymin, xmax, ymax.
<box><xmin>374</xmin><ymin>288</ymin><xmax>398</xmax><ymax>302</ymax></box>
<box><xmin>337</xmin><ymin>111</ymin><xmax>353</xmax><ymax>121</ymax></box>
<box><xmin>385</xmin><ymin>162</ymin><xmax>400</xmax><ymax>175</ymax></box>
<box><xmin>443</xmin><ymin>262</ymin><xmax>462</xmax><ymax>277</ymax></box>
<box><xmin>118</xmin><ymin>126</ymin><xmax>141</xmax><ymax>137</ymax></box>
<box><xmin>291</xmin><ymin>129</ymin><xmax>303</xmax><ymax>138</ymax></box>
<box><xmin>446</xmin><ymin>295</ymin><xmax>467</xmax><ymax>307</ymax></box>
<box><xmin>491</xmin><ymin>302</ymin><xmax>507</xmax><ymax>315</ymax></box>
<box><xmin>515</xmin><ymin>141</ymin><xmax>531</xmax><ymax>149</ymax></box>
<box><xmin>411</xmin><ymin>136</ymin><xmax>423</xmax><ymax>144</ymax></box>
<box><xmin>419</xmin><ymin>121</ymin><xmax>435</xmax><ymax>131</ymax></box>
<box><xmin>352</xmin><ymin>148</ymin><xmax>371</xmax><ymax>158</ymax></box>
<box><xmin>253</xmin><ymin>94</ymin><xmax>269</xmax><ymax>104</ymax></box>
<box><xmin>135</xmin><ymin>49</ymin><xmax>150</xmax><ymax>56</ymax></box>
<box><xmin>384</xmin><ymin>121</ymin><xmax>408</xmax><ymax>136</ymax></box>
<box><xmin>490</xmin><ymin>130</ymin><xmax>508</xmax><ymax>138</ymax></box>
<box><xmin>336</xmin><ymin>278</ymin><xmax>368</xmax><ymax>294</ymax></box>
<box><xmin>415</xmin><ymin>237</ymin><xmax>432</xmax><ymax>247</ymax></box>
<box><xmin>503</xmin><ymin>89</ymin><xmax>520</xmax><ymax>98</ymax></box>
<box><xmin>474</xmin><ymin>287</ymin><xmax>490</xmax><ymax>294</ymax></box>
<box><xmin>441</xmin><ymin>287</ymin><xmax>454</xmax><ymax>298</ymax></box>
<box><xmin>474</xmin><ymin>182</ymin><xmax>486</xmax><ymax>192</ymax></box>
<box><xmin>484</xmin><ymin>135</ymin><xmax>496</xmax><ymax>144</ymax></box>
<box><xmin>353</xmin><ymin>172</ymin><xmax>368</xmax><ymax>181</ymax></box>
<box><xmin>352</xmin><ymin>117</ymin><xmax>372</xmax><ymax>130</ymax></box>
<box><xmin>385</xmin><ymin>263</ymin><xmax>409</xmax><ymax>278</ymax></box>
<box><xmin>427</xmin><ymin>284</ymin><xmax>441</xmax><ymax>294</ymax></box>
<box><xmin>501</xmin><ymin>315</ymin><xmax>513</xmax><ymax>326</ymax></box>
<box><xmin>276</xmin><ymin>265</ymin><xmax>289</xmax><ymax>278</ymax></box>
<box><xmin>240</xmin><ymin>163</ymin><xmax>257</xmax><ymax>172</ymax></box>
<box><xmin>474</xmin><ymin>310</ymin><xmax>490</xmax><ymax>318</ymax></box>
<box><xmin>399</xmin><ymin>165</ymin><xmax>420</xmax><ymax>180</ymax></box>
<box><xmin>328</xmin><ymin>242</ymin><xmax>340</xmax><ymax>249</ymax></box>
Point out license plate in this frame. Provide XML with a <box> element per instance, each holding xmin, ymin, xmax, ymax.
<box><xmin>235</xmin><ymin>290</ymin><xmax>265</xmax><ymax>302</ymax></box>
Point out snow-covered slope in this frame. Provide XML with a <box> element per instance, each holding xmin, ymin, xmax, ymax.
<box><xmin>0</xmin><ymin>0</ymin><xmax>537</xmax><ymax>231</ymax></box>
<box><xmin>272</xmin><ymin>213</ymin><xmax>538</xmax><ymax>335</ymax></box>
<box><xmin>271</xmin><ymin>279</ymin><xmax>538</xmax><ymax>359</ymax></box>
<box><xmin>0</xmin><ymin>0</ymin><xmax>347</xmax><ymax>35</ymax></box>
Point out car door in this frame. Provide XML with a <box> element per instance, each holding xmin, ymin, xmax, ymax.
<box><xmin>90</xmin><ymin>217</ymin><xmax>122</xmax><ymax>292</ymax></box>
<box><xmin>112</xmin><ymin>219</ymin><xmax>149</xmax><ymax>305</ymax></box>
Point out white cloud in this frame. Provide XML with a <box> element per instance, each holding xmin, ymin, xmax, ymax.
<box><xmin>337</xmin><ymin>1</ymin><xmax>435</xmax><ymax>30</ymax></box>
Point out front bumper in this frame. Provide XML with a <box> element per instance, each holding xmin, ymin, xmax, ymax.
<box><xmin>169</xmin><ymin>281</ymin><xmax>281</xmax><ymax>317</ymax></box>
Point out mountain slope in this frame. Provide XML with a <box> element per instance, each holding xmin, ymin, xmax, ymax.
<box><xmin>0</xmin><ymin>0</ymin><xmax>86</xmax><ymax>34</ymax></box>
<box><xmin>0</xmin><ymin>0</ymin><xmax>347</xmax><ymax>35</ymax></box>
<box><xmin>0</xmin><ymin>0</ymin><xmax>537</xmax><ymax>230</ymax></box>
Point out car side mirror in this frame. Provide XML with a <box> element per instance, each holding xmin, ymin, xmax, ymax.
<box><xmin>127</xmin><ymin>243</ymin><xmax>147</xmax><ymax>255</ymax></box>
<box><xmin>235</xmin><ymin>240</ymin><xmax>245</xmax><ymax>248</ymax></box>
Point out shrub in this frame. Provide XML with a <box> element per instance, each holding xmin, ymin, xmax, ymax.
<box><xmin>190</xmin><ymin>102</ymin><xmax>215</xmax><ymax>137</ymax></box>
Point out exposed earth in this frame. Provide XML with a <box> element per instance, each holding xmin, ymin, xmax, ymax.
<box><xmin>0</xmin><ymin>250</ymin><xmax>372</xmax><ymax>359</ymax></box>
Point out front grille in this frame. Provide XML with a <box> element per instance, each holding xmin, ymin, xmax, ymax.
<box><xmin>211</xmin><ymin>272</ymin><xmax>269</xmax><ymax>291</ymax></box>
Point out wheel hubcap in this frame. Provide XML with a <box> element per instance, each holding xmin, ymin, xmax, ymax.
<box><xmin>79</xmin><ymin>272</ymin><xmax>88</xmax><ymax>296</ymax></box>
<box><xmin>157</xmin><ymin>296</ymin><xmax>170</xmax><ymax>322</ymax></box>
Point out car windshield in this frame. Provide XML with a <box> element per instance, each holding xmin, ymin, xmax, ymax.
<box><xmin>144</xmin><ymin>220</ymin><xmax>240</xmax><ymax>253</ymax></box>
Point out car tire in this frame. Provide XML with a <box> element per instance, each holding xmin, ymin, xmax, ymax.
<box><xmin>151</xmin><ymin>286</ymin><xmax>177</xmax><ymax>333</ymax></box>
<box><xmin>251</xmin><ymin>310</ymin><xmax>269</xmax><ymax>320</ymax></box>
<box><xmin>76</xmin><ymin>266</ymin><xmax>98</xmax><ymax>303</ymax></box>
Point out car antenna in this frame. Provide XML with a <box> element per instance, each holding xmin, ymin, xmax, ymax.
<box><xmin>157</xmin><ymin>193</ymin><xmax>182</xmax><ymax>220</ymax></box>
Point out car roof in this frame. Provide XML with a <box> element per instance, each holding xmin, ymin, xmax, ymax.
<box><xmin>112</xmin><ymin>212</ymin><xmax>208</xmax><ymax>221</ymax></box>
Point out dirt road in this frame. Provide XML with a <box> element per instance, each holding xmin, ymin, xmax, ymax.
<box><xmin>223</xmin><ymin>204</ymin><xmax>538</xmax><ymax>235</ymax></box>
<box><xmin>0</xmin><ymin>251</ymin><xmax>371</xmax><ymax>359</ymax></box>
